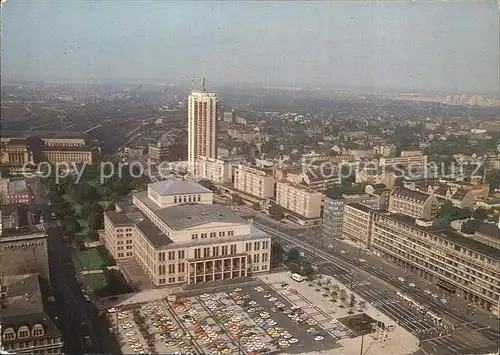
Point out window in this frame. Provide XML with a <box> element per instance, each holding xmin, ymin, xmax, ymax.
<box><xmin>212</xmin><ymin>246</ymin><xmax>219</xmax><ymax>256</ymax></box>
<box><xmin>3</xmin><ymin>328</ymin><xmax>15</xmax><ymax>341</ymax></box>
<box><xmin>126</xmin><ymin>240</ymin><xmax>132</xmax><ymax>244</ymax></box>
<box><xmin>201</xmin><ymin>233</ymin><xmax>207</xmax><ymax>239</ymax></box>
<box><xmin>126</xmin><ymin>245</ymin><xmax>132</xmax><ymax>249</ymax></box>
<box><xmin>118</xmin><ymin>252</ymin><xmax>124</xmax><ymax>257</ymax></box>
<box><xmin>194</xmin><ymin>249</ymin><xmax>201</xmax><ymax>259</ymax></box>
<box><xmin>168</xmin><ymin>264</ymin><xmax>175</xmax><ymax>274</ymax></box>
<box><xmin>188</xmin><ymin>195</ymin><xmax>192</xmax><ymax>202</ymax></box>
<box><xmin>178</xmin><ymin>263</ymin><xmax>185</xmax><ymax>273</ymax></box>
<box><xmin>178</xmin><ymin>276</ymin><xmax>185</xmax><ymax>282</ymax></box>
<box><xmin>174</xmin><ymin>196</ymin><xmax>177</xmax><ymax>203</ymax></box>
<box><xmin>253</xmin><ymin>265</ymin><xmax>260</xmax><ymax>272</ymax></box>
<box><xmin>159</xmin><ymin>278</ymin><xmax>166</xmax><ymax>284</ymax></box>
<box><xmin>178</xmin><ymin>250</ymin><xmax>185</xmax><ymax>259</ymax></box>
<box><xmin>245</xmin><ymin>242</ymin><xmax>252</xmax><ymax>252</ymax></box>
<box><xmin>228</xmin><ymin>230</ymin><xmax>234</xmax><ymax>236</ymax></box>
<box><xmin>262</xmin><ymin>241</ymin><xmax>269</xmax><ymax>249</ymax></box>
<box><xmin>262</xmin><ymin>253</ymin><xmax>268</xmax><ymax>262</ymax></box>
<box><xmin>197</xmin><ymin>195</ymin><xmax>201</xmax><ymax>202</ymax></box>
<box><xmin>230</xmin><ymin>244</ymin><xmax>237</xmax><ymax>255</ymax></box>
<box><xmin>219</xmin><ymin>231</ymin><xmax>225</xmax><ymax>237</ymax></box>
<box><xmin>168</xmin><ymin>277</ymin><xmax>176</xmax><ymax>283</ymax></box>
<box><xmin>32</xmin><ymin>325</ymin><xmax>44</xmax><ymax>337</ymax></box>
<box><xmin>192</xmin><ymin>233</ymin><xmax>199</xmax><ymax>240</ymax></box>
<box><xmin>159</xmin><ymin>252</ymin><xmax>165</xmax><ymax>262</ymax></box>
<box><xmin>126</xmin><ymin>252</ymin><xmax>133</xmax><ymax>257</ymax></box>
<box><xmin>222</xmin><ymin>245</ymin><xmax>228</xmax><ymax>256</ymax></box>
<box><xmin>183</xmin><ymin>196</ymin><xmax>187</xmax><ymax>203</ymax></box>
<box><xmin>210</xmin><ymin>232</ymin><xmax>216</xmax><ymax>238</ymax></box>
<box><xmin>253</xmin><ymin>254</ymin><xmax>260</xmax><ymax>263</ymax></box>
<box><xmin>159</xmin><ymin>265</ymin><xmax>166</xmax><ymax>275</ymax></box>
<box><xmin>254</xmin><ymin>241</ymin><xmax>260</xmax><ymax>251</ymax></box>
<box><xmin>168</xmin><ymin>251</ymin><xmax>175</xmax><ymax>260</ymax></box>
<box><xmin>17</xmin><ymin>326</ymin><xmax>30</xmax><ymax>339</ymax></box>
<box><xmin>203</xmin><ymin>247</ymin><xmax>210</xmax><ymax>258</ymax></box>
<box><xmin>117</xmin><ymin>246</ymin><xmax>124</xmax><ymax>250</ymax></box>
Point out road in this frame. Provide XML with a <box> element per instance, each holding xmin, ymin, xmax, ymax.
<box><xmin>253</xmin><ymin>218</ymin><xmax>499</xmax><ymax>355</ymax></box>
<box><xmin>30</xmin><ymin>177</ymin><xmax>105</xmax><ymax>354</ymax></box>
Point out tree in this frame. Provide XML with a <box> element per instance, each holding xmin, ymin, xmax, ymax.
<box><xmin>461</xmin><ymin>219</ymin><xmax>484</xmax><ymax>234</ymax></box>
<box><xmin>62</xmin><ymin>216</ymin><xmax>80</xmax><ymax>238</ymax></box>
<box><xmin>339</xmin><ymin>289</ymin><xmax>347</xmax><ymax>300</ymax></box>
<box><xmin>271</xmin><ymin>241</ymin><xmax>284</xmax><ymax>263</ymax></box>
<box><xmin>232</xmin><ymin>194</ymin><xmax>244</xmax><ymax>205</ymax></box>
<box><xmin>473</xmin><ymin>208</ymin><xmax>489</xmax><ymax>220</ymax></box>
<box><xmin>88</xmin><ymin>205</ymin><xmax>104</xmax><ymax>230</ymax></box>
<box><xmin>286</xmin><ymin>248</ymin><xmax>300</xmax><ymax>263</ymax></box>
<box><xmin>269</xmin><ymin>203</ymin><xmax>285</xmax><ymax>219</ymax></box>
<box><xmin>198</xmin><ymin>179</ymin><xmax>217</xmax><ymax>192</ymax></box>
<box><xmin>286</xmin><ymin>262</ymin><xmax>301</xmax><ymax>274</ymax></box>
<box><xmin>251</xmin><ymin>202</ymin><xmax>261</xmax><ymax>211</ymax></box>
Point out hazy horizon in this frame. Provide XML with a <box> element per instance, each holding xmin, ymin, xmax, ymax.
<box><xmin>2</xmin><ymin>1</ymin><xmax>499</xmax><ymax>94</ymax></box>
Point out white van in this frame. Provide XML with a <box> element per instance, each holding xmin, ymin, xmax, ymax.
<box><xmin>291</xmin><ymin>273</ymin><xmax>305</xmax><ymax>282</ymax></box>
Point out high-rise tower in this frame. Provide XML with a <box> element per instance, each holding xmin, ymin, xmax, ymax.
<box><xmin>188</xmin><ymin>77</ymin><xmax>218</xmax><ymax>170</ymax></box>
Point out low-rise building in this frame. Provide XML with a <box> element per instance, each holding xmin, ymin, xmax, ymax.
<box><xmin>233</xmin><ymin>165</ymin><xmax>275</xmax><ymax>199</ymax></box>
<box><xmin>388</xmin><ymin>187</ymin><xmax>439</xmax><ymax>220</ymax></box>
<box><xmin>0</xmin><ymin>179</ymin><xmax>34</xmax><ymax>205</ymax></box>
<box><xmin>40</xmin><ymin>146</ymin><xmax>95</xmax><ymax>165</ymax></box>
<box><xmin>473</xmin><ymin>221</ymin><xmax>500</xmax><ymax>250</ymax></box>
<box><xmin>101</xmin><ymin>179</ymin><xmax>271</xmax><ymax>287</ymax></box>
<box><xmin>276</xmin><ymin>181</ymin><xmax>322</xmax><ymax>219</ymax></box>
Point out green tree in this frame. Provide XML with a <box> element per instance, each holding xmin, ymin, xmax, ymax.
<box><xmin>88</xmin><ymin>206</ymin><xmax>104</xmax><ymax>230</ymax></box>
<box><xmin>287</xmin><ymin>248</ymin><xmax>300</xmax><ymax>263</ymax></box>
<box><xmin>198</xmin><ymin>179</ymin><xmax>217</xmax><ymax>192</ymax></box>
<box><xmin>271</xmin><ymin>241</ymin><xmax>284</xmax><ymax>263</ymax></box>
<box><xmin>232</xmin><ymin>194</ymin><xmax>244</xmax><ymax>205</ymax></box>
<box><xmin>473</xmin><ymin>208</ymin><xmax>489</xmax><ymax>220</ymax></box>
<box><xmin>269</xmin><ymin>203</ymin><xmax>285</xmax><ymax>219</ymax></box>
<box><xmin>62</xmin><ymin>216</ymin><xmax>80</xmax><ymax>238</ymax></box>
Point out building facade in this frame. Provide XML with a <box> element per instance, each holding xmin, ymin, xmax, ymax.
<box><xmin>388</xmin><ymin>187</ymin><xmax>439</xmax><ymax>220</ymax></box>
<box><xmin>322</xmin><ymin>194</ymin><xmax>379</xmax><ymax>240</ymax></box>
<box><xmin>101</xmin><ymin>180</ymin><xmax>271</xmax><ymax>287</ymax></box>
<box><xmin>342</xmin><ymin>203</ymin><xmax>373</xmax><ymax>248</ymax></box>
<box><xmin>276</xmin><ymin>181</ymin><xmax>322</xmax><ymax>219</ymax></box>
<box><xmin>195</xmin><ymin>156</ymin><xmax>233</xmax><ymax>184</ymax></box>
<box><xmin>233</xmin><ymin>166</ymin><xmax>275</xmax><ymax>199</ymax></box>
<box><xmin>40</xmin><ymin>147</ymin><xmax>94</xmax><ymax>165</ymax></box>
<box><xmin>187</xmin><ymin>80</ymin><xmax>218</xmax><ymax>169</ymax></box>
<box><xmin>370</xmin><ymin>212</ymin><xmax>500</xmax><ymax>317</ymax></box>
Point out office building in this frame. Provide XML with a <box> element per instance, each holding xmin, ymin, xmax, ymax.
<box><xmin>101</xmin><ymin>179</ymin><xmax>271</xmax><ymax>287</ymax></box>
<box><xmin>388</xmin><ymin>187</ymin><xmax>439</xmax><ymax>220</ymax></box>
<box><xmin>370</xmin><ymin>211</ymin><xmax>500</xmax><ymax>317</ymax></box>
<box><xmin>322</xmin><ymin>194</ymin><xmax>379</xmax><ymax>240</ymax></box>
<box><xmin>195</xmin><ymin>156</ymin><xmax>233</xmax><ymax>184</ymax></box>
<box><xmin>276</xmin><ymin>181</ymin><xmax>322</xmax><ymax>220</ymax></box>
<box><xmin>188</xmin><ymin>78</ymin><xmax>218</xmax><ymax>169</ymax></box>
<box><xmin>342</xmin><ymin>203</ymin><xmax>374</xmax><ymax>248</ymax></box>
<box><xmin>233</xmin><ymin>165</ymin><xmax>275</xmax><ymax>199</ymax></box>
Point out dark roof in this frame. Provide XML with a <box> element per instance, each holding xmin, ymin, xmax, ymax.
<box><xmin>475</xmin><ymin>224</ymin><xmax>500</xmax><ymax>240</ymax></box>
<box><xmin>2</xmin><ymin>130</ymin><xmax>83</xmax><ymax>139</ymax></box>
<box><xmin>5</xmin><ymin>138</ymin><xmax>28</xmax><ymax>146</ymax></box>
<box><xmin>136</xmin><ymin>218</ymin><xmax>173</xmax><ymax>248</ymax></box>
<box><xmin>1</xmin><ymin>275</ymin><xmax>62</xmax><ymax>342</ymax></box>
<box><xmin>305</xmin><ymin>165</ymin><xmax>339</xmax><ymax>182</ymax></box>
<box><xmin>104</xmin><ymin>210</ymin><xmax>134</xmax><ymax>226</ymax></box>
<box><xmin>434</xmin><ymin>184</ymin><xmax>449</xmax><ymax>196</ymax></box>
<box><xmin>451</xmin><ymin>188</ymin><xmax>470</xmax><ymax>200</ymax></box>
<box><xmin>390</xmin><ymin>186</ymin><xmax>431</xmax><ymax>203</ymax></box>
<box><xmin>345</xmin><ymin>202</ymin><xmax>374</xmax><ymax>213</ymax></box>
<box><xmin>414</xmin><ymin>180</ymin><xmax>436</xmax><ymax>190</ymax></box>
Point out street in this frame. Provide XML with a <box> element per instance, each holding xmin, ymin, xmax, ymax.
<box><xmin>253</xmin><ymin>217</ymin><xmax>500</xmax><ymax>355</ymax></box>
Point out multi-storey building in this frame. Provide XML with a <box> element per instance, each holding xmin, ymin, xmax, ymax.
<box><xmin>0</xmin><ymin>139</ymin><xmax>33</xmax><ymax>173</ymax></box>
<box><xmin>342</xmin><ymin>203</ymin><xmax>374</xmax><ymax>248</ymax></box>
<box><xmin>233</xmin><ymin>165</ymin><xmax>275</xmax><ymax>199</ymax></box>
<box><xmin>101</xmin><ymin>179</ymin><xmax>271</xmax><ymax>287</ymax></box>
<box><xmin>0</xmin><ymin>275</ymin><xmax>64</xmax><ymax>354</ymax></box>
<box><xmin>322</xmin><ymin>194</ymin><xmax>379</xmax><ymax>240</ymax></box>
<box><xmin>370</xmin><ymin>211</ymin><xmax>500</xmax><ymax>317</ymax></box>
<box><xmin>195</xmin><ymin>156</ymin><xmax>233</xmax><ymax>184</ymax></box>
<box><xmin>373</xmin><ymin>144</ymin><xmax>397</xmax><ymax>158</ymax></box>
<box><xmin>187</xmin><ymin>79</ymin><xmax>218</xmax><ymax>169</ymax></box>
<box><xmin>276</xmin><ymin>181</ymin><xmax>322</xmax><ymax>220</ymax></box>
<box><xmin>0</xmin><ymin>179</ymin><xmax>33</xmax><ymax>205</ymax></box>
<box><xmin>302</xmin><ymin>164</ymin><xmax>341</xmax><ymax>193</ymax></box>
<box><xmin>388</xmin><ymin>187</ymin><xmax>439</xmax><ymax>220</ymax></box>
<box><xmin>40</xmin><ymin>146</ymin><xmax>94</xmax><ymax>165</ymax></box>
<box><xmin>381</xmin><ymin>153</ymin><xmax>428</xmax><ymax>169</ymax></box>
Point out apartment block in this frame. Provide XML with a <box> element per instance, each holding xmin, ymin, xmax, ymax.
<box><xmin>195</xmin><ymin>156</ymin><xmax>233</xmax><ymax>184</ymax></box>
<box><xmin>322</xmin><ymin>194</ymin><xmax>379</xmax><ymax>239</ymax></box>
<box><xmin>370</xmin><ymin>212</ymin><xmax>500</xmax><ymax>317</ymax></box>
<box><xmin>102</xmin><ymin>179</ymin><xmax>271</xmax><ymax>287</ymax></box>
<box><xmin>233</xmin><ymin>165</ymin><xmax>275</xmax><ymax>199</ymax></box>
<box><xmin>276</xmin><ymin>181</ymin><xmax>322</xmax><ymax>219</ymax></box>
<box><xmin>388</xmin><ymin>187</ymin><xmax>439</xmax><ymax>220</ymax></box>
<box><xmin>342</xmin><ymin>203</ymin><xmax>373</xmax><ymax>248</ymax></box>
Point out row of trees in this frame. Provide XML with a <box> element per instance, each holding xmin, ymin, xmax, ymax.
<box><xmin>312</xmin><ymin>276</ymin><xmax>366</xmax><ymax>314</ymax></box>
<box><xmin>433</xmin><ymin>200</ymin><xmax>490</xmax><ymax>229</ymax></box>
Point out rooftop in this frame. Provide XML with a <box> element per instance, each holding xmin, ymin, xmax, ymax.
<box><xmin>475</xmin><ymin>223</ymin><xmax>500</xmax><ymax>240</ymax></box>
<box><xmin>134</xmin><ymin>191</ymin><xmax>249</xmax><ymax>230</ymax></box>
<box><xmin>391</xmin><ymin>186</ymin><xmax>431</xmax><ymax>203</ymax></box>
<box><xmin>148</xmin><ymin>180</ymin><xmax>212</xmax><ymax>196</ymax></box>
<box><xmin>104</xmin><ymin>210</ymin><xmax>134</xmax><ymax>226</ymax></box>
<box><xmin>0</xmin><ymin>275</ymin><xmax>61</xmax><ymax>342</ymax></box>
<box><xmin>136</xmin><ymin>218</ymin><xmax>173</xmax><ymax>248</ymax></box>
<box><xmin>345</xmin><ymin>202</ymin><xmax>375</xmax><ymax>213</ymax></box>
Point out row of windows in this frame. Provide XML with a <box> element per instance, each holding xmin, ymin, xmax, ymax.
<box><xmin>245</xmin><ymin>240</ymin><xmax>269</xmax><ymax>252</ymax></box>
<box><xmin>158</xmin><ymin>276</ymin><xmax>185</xmax><ymax>284</ymax></box>
<box><xmin>158</xmin><ymin>263</ymin><xmax>186</xmax><ymax>275</ymax></box>
<box><xmin>174</xmin><ymin>195</ymin><xmax>201</xmax><ymax>203</ymax></box>
<box><xmin>158</xmin><ymin>250</ymin><xmax>185</xmax><ymax>262</ymax></box>
<box><xmin>3</xmin><ymin>325</ymin><xmax>44</xmax><ymax>341</ymax></box>
<box><xmin>192</xmin><ymin>230</ymin><xmax>234</xmax><ymax>240</ymax></box>
<box><xmin>117</xmin><ymin>251</ymin><xmax>133</xmax><ymax>257</ymax></box>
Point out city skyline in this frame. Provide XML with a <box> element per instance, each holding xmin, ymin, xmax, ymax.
<box><xmin>1</xmin><ymin>1</ymin><xmax>499</xmax><ymax>93</ymax></box>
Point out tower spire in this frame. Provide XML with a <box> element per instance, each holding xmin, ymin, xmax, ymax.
<box><xmin>201</xmin><ymin>77</ymin><xmax>206</xmax><ymax>91</ymax></box>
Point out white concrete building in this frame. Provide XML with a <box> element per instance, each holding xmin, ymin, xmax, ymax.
<box><xmin>187</xmin><ymin>78</ymin><xmax>218</xmax><ymax>169</ymax></box>
<box><xmin>195</xmin><ymin>156</ymin><xmax>233</xmax><ymax>184</ymax></box>
<box><xmin>276</xmin><ymin>181</ymin><xmax>322</xmax><ymax>219</ymax></box>
<box><xmin>233</xmin><ymin>165</ymin><xmax>275</xmax><ymax>199</ymax></box>
<box><xmin>102</xmin><ymin>180</ymin><xmax>271</xmax><ymax>287</ymax></box>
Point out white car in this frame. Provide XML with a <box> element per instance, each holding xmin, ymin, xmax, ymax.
<box><xmin>340</xmin><ymin>250</ymin><xmax>346</xmax><ymax>254</ymax></box>
<box><xmin>409</xmin><ymin>283</ymin><xmax>416</xmax><ymax>287</ymax></box>
<box><xmin>424</xmin><ymin>289</ymin><xmax>432</xmax><ymax>295</ymax></box>
<box><xmin>440</xmin><ymin>298</ymin><xmax>447</xmax><ymax>304</ymax></box>
<box><xmin>108</xmin><ymin>307</ymin><xmax>118</xmax><ymax>313</ymax></box>
<box><xmin>359</xmin><ymin>258</ymin><xmax>366</xmax><ymax>263</ymax></box>
<box><xmin>432</xmin><ymin>293</ymin><xmax>439</xmax><ymax>298</ymax></box>
<box><xmin>398</xmin><ymin>277</ymin><xmax>405</xmax><ymax>282</ymax></box>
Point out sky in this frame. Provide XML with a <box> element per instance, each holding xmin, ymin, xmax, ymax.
<box><xmin>1</xmin><ymin>1</ymin><xmax>499</xmax><ymax>93</ymax></box>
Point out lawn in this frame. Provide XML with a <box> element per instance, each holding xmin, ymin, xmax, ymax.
<box><xmin>84</xmin><ymin>273</ymin><xmax>108</xmax><ymax>293</ymax></box>
<box><xmin>77</xmin><ymin>246</ymin><xmax>114</xmax><ymax>270</ymax></box>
